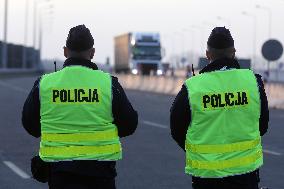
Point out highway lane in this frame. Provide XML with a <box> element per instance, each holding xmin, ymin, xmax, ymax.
<box><xmin>0</xmin><ymin>75</ymin><xmax>283</xmax><ymax>189</ymax></box>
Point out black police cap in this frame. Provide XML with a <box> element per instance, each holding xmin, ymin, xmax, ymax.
<box><xmin>66</xmin><ymin>25</ymin><xmax>94</xmax><ymax>52</ymax></box>
<box><xmin>207</xmin><ymin>27</ymin><xmax>234</xmax><ymax>49</ymax></box>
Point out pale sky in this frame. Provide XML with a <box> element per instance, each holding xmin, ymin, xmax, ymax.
<box><xmin>1</xmin><ymin>0</ymin><xmax>284</xmax><ymax>67</ymax></box>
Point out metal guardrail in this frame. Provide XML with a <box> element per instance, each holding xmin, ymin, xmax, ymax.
<box><xmin>0</xmin><ymin>68</ymin><xmax>42</xmax><ymax>78</ymax></box>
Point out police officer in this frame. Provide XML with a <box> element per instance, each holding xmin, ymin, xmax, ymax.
<box><xmin>170</xmin><ymin>27</ymin><xmax>269</xmax><ymax>189</ymax></box>
<box><xmin>22</xmin><ymin>25</ymin><xmax>138</xmax><ymax>189</ymax></box>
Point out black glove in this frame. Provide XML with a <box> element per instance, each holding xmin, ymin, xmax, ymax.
<box><xmin>31</xmin><ymin>155</ymin><xmax>49</xmax><ymax>183</ymax></box>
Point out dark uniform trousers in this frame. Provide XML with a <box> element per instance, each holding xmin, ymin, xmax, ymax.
<box><xmin>48</xmin><ymin>172</ymin><xmax>116</xmax><ymax>189</ymax></box>
<box><xmin>192</xmin><ymin>180</ymin><xmax>259</xmax><ymax>189</ymax></box>
<box><xmin>192</xmin><ymin>170</ymin><xmax>260</xmax><ymax>189</ymax></box>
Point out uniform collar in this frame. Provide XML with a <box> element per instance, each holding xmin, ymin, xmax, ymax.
<box><xmin>199</xmin><ymin>58</ymin><xmax>240</xmax><ymax>74</ymax></box>
<box><xmin>63</xmin><ymin>57</ymin><xmax>98</xmax><ymax>70</ymax></box>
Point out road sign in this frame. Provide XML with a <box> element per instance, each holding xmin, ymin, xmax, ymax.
<box><xmin>262</xmin><ymin>39</ymin><xmax>283</xmax><ymax>61</ymax></box>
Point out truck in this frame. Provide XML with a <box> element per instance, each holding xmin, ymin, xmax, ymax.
<box><xmin>114</xmin><ymin>32</ymin><xmax>163</xmax><ymax>75</ymax></box>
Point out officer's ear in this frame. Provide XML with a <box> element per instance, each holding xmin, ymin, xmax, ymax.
<box><xmin>231</xmin><ymin>48</ymin><xmax>236</xmax><ymax>59</ymax></box>
<box><xmin>64</xmin><ymin>47</ymin><xmax>69</xmax><ymax>58</ymax></box>
<box><xmin>90</xmin><ymin>48</ymin><xmax>95</xmax><ymax>60</ymax></box>
<box><xmin>206</xmin><ymin>50</ymin><xmax>211</xmax><ymax>61</ymax></box>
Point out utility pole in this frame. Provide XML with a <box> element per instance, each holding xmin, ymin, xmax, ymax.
<box><xmin>242</xmin><ymin>11</ymin><xmax>257</xmax><ymax>69</ymax></box>
<box><xmin>256</xmin><ymin>4</ymin><xmax>272</xmax><ymax>80</ymax></box>
<box><xmin>2</xmin><ymin>0</ymin><xmax>8</xmax><ymax>69</ymax></box>
<box><xmin>23</xmin><ymin>0</ymin><xmax>29</xmax><ymax>69</ymax></box>
<box><xmin>38</xmin><ymin>14</ymin><xmax>43</xmax><ymax>69</ymax></box>
<box><xmin>32</xmin><ymin>0</ymin><xmax>38</xmax><ymax>69</ymax></box>
<box><xmin>33</xmin><ymin>0</ymin><xmax>53</xmax><ymax>70</ymax></box>
<box><xmin>38</xmin><ymin>3</ymin><xmax>54</xmax><ymax>71</ymax></box>
<box><xmin>33</xmin><ymin>0</ymin><xmax>37</xmax><ymax>49</ymax></box>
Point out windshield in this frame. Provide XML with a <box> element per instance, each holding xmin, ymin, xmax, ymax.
<box><xmin>132</xmin><ymin>46</ymin><xmax>161</xmax><ymax>60</ymax></box>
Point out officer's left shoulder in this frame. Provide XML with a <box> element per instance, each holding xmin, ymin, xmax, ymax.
<box><xmin>110</xmin><ymin>75</ymin><xmax>118</xmax><ymax>80</ymax></box>
<box><xmin>252</xmin><ymin>73</ymin><xmax>265</xmax><ymax>88</ymax></box>
<box><xmin>107</xmin><ymin>74</ymin><xmax>118</xmax><ymax>82</ymax></box>
<box><xmin>96</xmin><ymin>69</ymin><xmax>119</xmax><ymax>83</ymax></box>
<box><xmin>97</xmin><ymin>70</ymin><xmax>116</xmax><ymax>79</ymax></box>
<box><xmin>107</xmin><ymin>74</ymin><xmax>119</xmax><ymax>85</ymax></box>
<box><xmin>254</xmin><ymin>73</ymin><xmax>264</xmax><ymax>84</ymax></box>
<box><xmin>244</xmin><ymin>69</ymin><xmax>262</xmax><ymax>79</ymax></box>
<box><xmin>254</xmin><ymin>73</ymin><xmax>262</xmax><ymax>79</ymax></box>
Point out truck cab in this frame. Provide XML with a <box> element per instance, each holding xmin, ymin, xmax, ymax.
<box><xmin>130</xmin><ymin>33</ymin><xmax>162</xmax><ymax>75</ymax></box>
<box><xmin>114</xmin><ymin>32</ymin><xmax>163</xmax><ymax>75</ymax></box>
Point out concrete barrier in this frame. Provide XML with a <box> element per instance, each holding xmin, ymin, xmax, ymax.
<box><xmin>116</xmin><ymin>74</ymin><xmax>184</xmax><ymax>95</ymax></box>
<box><xmin>116</xmin><ymin>74</ymin><xmax>284</xmax><ymax>109</ymax></box>
<box><xmin>0</xmin><ymin>69</ymin><xmax>42</xmax><ymax>79</ymax></box>
<box><xmin>266</xmin><ymin>83</ymin><xmax>284</xmax><ymax>109</ymax></box>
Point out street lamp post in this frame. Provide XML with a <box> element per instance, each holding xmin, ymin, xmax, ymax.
<box><xmin>33</xmin><ymin>0</ymin><xmax>37</xmax><ymax>49</ymax></box>
<box><xmin>242</xmin><ymin>11</ymin><xmax>257</xmax><ymax>69</ymax></box>
<box><xmin>166</xmin><ymin>34</ymin><xmax>176</xmax><ymax>67</ymax></box>
<box><xmin>23</xmin><ymin>0</ymin><xmax>30</xmax><ymax>69</ymax></box>
<box><xmin>38</xmin><ymin>5</ymin><xmax>54</xmax><ymax>72</ymax></box>
<box><xmin>174</xmin><ymin>32</ymin><xmax>184</xmax><ymax>68</ymax></box>
<box><xmin>24</xmin><ymin>0</ymin><xmax>30</xmax><ymax>46</ymax></box>
<box><xmin>202</xmin><ymin>21</ymin><xmax>217</xmax><ymax>45</ymax></box>
<box><xmin>256</xmin><ymin>4</ymin><xmax>272</xmax><ymax>79</ymax></box>
<box><xmin>186</xmin><ymin>25</ymin><xmax>206</xmax><ymax>66</ymax></box>
<box><xmin>182</xmin><ymin>28</ymin><xmax>195</xmax><ymax>65</ymax></box>
<box><xmin>162</xmin><ymin>33</ymin><xmax>177</xmax><ymax>68</ymax></box>
<box><xmin>32</xmin><ymin>0</ymin><xmax>39</xmax><ymax>69</ymax></box>
<box><xmin>33</xmin><ymin>0</ymin><xmax>51</xmax><ymax>49</ymax></box>
<box><xmin>2</xmin><ymin>0</ymin><xmax>8</xmax><ymax>69</ymax></box>
<box><xmin>32</xmin><ymin>0</ymin><xmax>52</xmax><ymax>69</ymax></box>
<box><xmin>174</xmin><ymin>32</ymin><xmax>185</xmax><ymax>55</ymax></box>
<box><xmin>191</xmin><ymin>25</ymin><xmax>206</xmax><ymax>52</ymax></box>
<box><xmin>255</xmin><ymin>5</ymin><xmax>272</xmax><ymax>38</ymax></box>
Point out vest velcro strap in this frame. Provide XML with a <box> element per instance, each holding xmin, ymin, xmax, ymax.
<box><xmin>187</xmin><ymin>150</ymin><xmax>262</xmax><ymax>170</ymax></box>
<box><xmin>40</xmin><ymin>143</ymin><xmax>121</xmax><ymax>157</ymax></box>
<box><xmin>186</xmin><ymin>138</ymin><xmax>260</xmax><ymax>154</ymax></box>
<box><xmin>42</xmin><ymin>130</ymin><xmax>118</xmax><ymax>142</ymax></box>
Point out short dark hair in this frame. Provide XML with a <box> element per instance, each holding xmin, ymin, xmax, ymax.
<box><xmin>207</xmin><ymin>46</ymin><xmax>235</xmax><ymax>60</ymax></box>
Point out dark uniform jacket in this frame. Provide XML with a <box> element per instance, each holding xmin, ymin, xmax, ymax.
<box><xmin>22</xmin><ymin>57</ymin><xmax>138</xmax><ymax>178</ymax></box>
<box><xmin>170</xmin><ymin>58</ymin><xmax>269</xmax><ymax>188</ymax></box>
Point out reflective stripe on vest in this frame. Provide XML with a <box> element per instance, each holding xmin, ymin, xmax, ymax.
<box><xmin>186</xmin><ymin>138</ymin><xmax>260</xmax><ymax>154</ymax></box>
<box><xmin>39</xmin><ymin>66</ymin><xmax>122</xmax><ymax>162</ymax></box>
<box><xmin>185</xmin><ymin>69</ymin><xmax>263</xmax><ymax>178</ymax></box>
<box><xmin>40</xmin><ymin>143</ymin><xmax>121</xmax><ymax>157</ymax></box>
<box><xmin>187</xmin><ymin>150</ymin><xmax>262</xmax><ymax>170</ymax></box>
<box><xmin>41</xmin><ymin>129</ymin><xmax>118</xmax><ymax>142</ymax></box>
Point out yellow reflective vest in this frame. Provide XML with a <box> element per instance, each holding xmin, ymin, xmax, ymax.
<box><xmin>184</xmin><ymin>69</ymin><xmax>263</xmax><ymax>178</ymax></box>
<box><xmin>39</xmin><ymin>66</ymin><xmax>122</xmax><ymax>162</ymax></box>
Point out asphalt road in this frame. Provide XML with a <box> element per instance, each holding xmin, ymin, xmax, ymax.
<box><xmin>0</xmin><ymin>75</ymin><xmax>283</xmax><ymax>189</ymax></box>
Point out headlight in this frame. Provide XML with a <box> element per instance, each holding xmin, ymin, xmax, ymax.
<box><xmin>157</xmin><ymin>69</ymin><xmax>163</xmax><ymax>76</ymax></box>
<box><xmin>131</xmin><ymin>39</ymin><xmax>136</xmax><ymax>46</ymax></box>
<box><xmin>132</xmin><ymin>69</ymin><xmax>138</xmax><ymax>75</ymax></box>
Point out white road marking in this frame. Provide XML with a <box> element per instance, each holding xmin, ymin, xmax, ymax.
<box><xmin>143</xmin><ymin>120</ymin><xmax>168</xmax><ymax>129</ymax></box>
<box><xmin>263</xmin><ymin>149</ymin><xmax>282</xmax><ymax>156</ymax></box>
<box><xmin>0</xmin><ymin>81</ymin><xmax>29</xmax><ymax>94</ymax></box>
<box><xmin>3</xmin><ymin>161</ymin><xmax>30</xmax><ymax>179</ymax></box>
